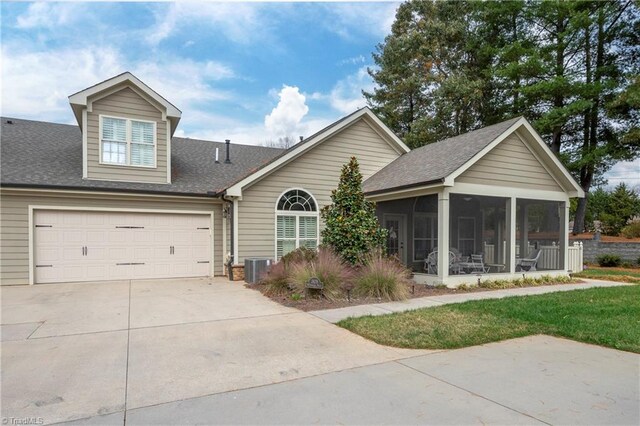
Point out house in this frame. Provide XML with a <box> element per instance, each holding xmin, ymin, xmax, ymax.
<box><xmin>0</xmin><ymin>72</ymin><xmax>583</xmax><ymax>287</ymax></box>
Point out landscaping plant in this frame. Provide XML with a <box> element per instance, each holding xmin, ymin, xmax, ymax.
<box><xmin>596</xmin><ymin>254</ymin><xmax>622</xmax><ymax>267</ymax></box>
<box><xmin>261</xmin><ymin>246</ymin><xmax>318</xmax><ymax>295</ymax></box>
<box><xmin>321</xmin><ymin>157</ymin><xmax>387</xmax><ymax>265</ymax></box>
<box><xmin>353</xmin><ymin>252</ymin><xmax>411</xmax><ymax>301</ymax></box>
<box><xmin>288</xmin><ymin>247</ymin><xmax>355</xmax><ymax>300</ymax></box>
<box><xmin>621</xmin><ymin>218</ymin><xmax>640</xmax><ymax>239</ymax></box>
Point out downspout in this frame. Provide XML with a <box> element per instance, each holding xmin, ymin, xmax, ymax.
<box><xmin>221</xmin><ymin>192</ymin><xmax>235</xmax><ymax>280</ymax></box>
<box><xmin>208</xmin><ymin>190</ymin><xmax>235</xmax><ymax>280</ymax></box>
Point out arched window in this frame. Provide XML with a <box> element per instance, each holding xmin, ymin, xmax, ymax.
<box><xmin>276</xmin><ymin>189</ymin><xmax>319</xmax><ymax>260</ymax></box>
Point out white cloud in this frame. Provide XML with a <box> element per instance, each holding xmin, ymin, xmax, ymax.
<box><xmin>604</xmin><ymin>158</ymin><xmax>640</xmax><ymax>189</ymax></box>
<box><xmin>264</xmin><ymin>85</ymin><xmax>309</xmax><ymax>138</ymax></box>
<box><xmin>146</xmin><ymin>2</ymin><xmax>266</xmax><ymax>46</ymax></box>
<box><xmin>320</xmin><ymin>2</ymin><xmax>399</xmax><ymax>40</ymax></box>
<box><xmin>328</xmin><ymin>66</ymin><xmax>373</xmax><ymax>114</ymax></box>
<box><xmin>16</xmin><ymin>2</ymin><xmax>84</xmax><ymax>29</ymax></box>
<box><xmin>338</xmin><ymin>55</ymin><xmax>366</xmax><ymax>66</ymax></box>
<box><xmin>0</xmin><ymin>42</ymin><xmax>233</xmax><ymax>129</ymax></box>
<box><xmin>1</xmin><ymin>45</ymin><xmax>122</xmax><ymax>121</ymax></box>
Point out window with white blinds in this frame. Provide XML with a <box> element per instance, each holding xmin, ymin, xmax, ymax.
<box><xmin>276</xmin><ymin>189</ymin><xmax>318</xmax><ymax>260</ymax></box>
<box><xmin>101</xmin><ymin>116</ymin><xmax>156</xmax><ymax>167</ymax></box>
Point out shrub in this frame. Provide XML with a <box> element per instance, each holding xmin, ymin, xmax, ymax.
<box><xmin>597</xmin><ymin>254</ymin><xmax>622</xmax><ymax>267</ymax></box>
<box><xmin>353</xmin><ymin>252</ymin><xmax>411</xmax><ymax>301</ymax></box>
<box><xmin>281</xmin><ymin>246</ymin><xmax>317</xmax><ymax>266</ymax></box>
<box><xmin>621</xmin><ymin>221</ymin><xmax>640</xmax><ymax>239</ymax></box>
<box><xmin>288</xmin><ymin>247</ymin><xmax>354</xmax><ymax>300</ymax></box>
<box><xmin>260</xmin><ymin>261</ymin><xmax>291</xmax><ymax>296</ymax></box>
<box><xmin>320</xmin><ymin>157</ymin><xmax>387</xmax><ymax>264</ymax></box>
<box><xmin>261</xmin><ymin>247</ymin><xmax>318</xmax><ymax>295</ymax></box>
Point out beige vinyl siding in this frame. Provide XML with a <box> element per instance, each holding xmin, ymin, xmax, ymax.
<box><xmin>456</xmin><ymin>134</ymin><xmax>563</xmax><ymax>191</ymax></box>
<box><xmin>0</xmin><ymin>190</ymin><xmax>223</xmax><ymax>285</ymax></box>
<box><xmin>236</xmin><ymin>119</ymin><xmax>402</xmax><ymax>263</ymax></box>
<box><xmin>86</xmin><ymin>86</ymin><xmax>169</xmax><ymax>183</ymax></box>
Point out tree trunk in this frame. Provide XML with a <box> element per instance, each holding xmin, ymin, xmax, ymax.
<box><xmin>573</xmin><ymin>195</ymin><xmax>589</xmax><ymax>234</ymax></box>
<box><xmin>549</xmin><ymin>13</ymin><xmax>566</xmax><ymax>154</ymax></box>
<box><xmin>574</xmin><ymin>5</ymin><xmax>606</xmax><ymax>234</ymax></box>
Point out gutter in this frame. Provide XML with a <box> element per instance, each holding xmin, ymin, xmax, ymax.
<box><xmin>1</xmin><ymin>183</ymin><xmax>214</xmax><ymax>199</ymax></box>
<box><xmin>363</xmin><ymin>178</ymin><xmax>445</xmax><ymax>197</ymax></box>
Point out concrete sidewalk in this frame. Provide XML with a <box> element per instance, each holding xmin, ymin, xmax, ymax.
<box><xmin>309</xmin><ymin>279</ymin><xmax>630</xmax><ymax>323</ymax></box>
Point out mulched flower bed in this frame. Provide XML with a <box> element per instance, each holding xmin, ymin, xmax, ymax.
<box><xmin>245</xmin><ymin>280</ymin><xmax>581</xmax><ymax>312</ymax></box>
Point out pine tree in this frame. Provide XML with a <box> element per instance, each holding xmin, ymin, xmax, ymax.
<box><xmin>321</xmin><ymin>157</ymin><xmax>387</xmax><ymax>265</ymax></box>
<box><xmin>366</xmin><ymin>0</ymin><xmax>640</xmax><ymax>233</ymax></box>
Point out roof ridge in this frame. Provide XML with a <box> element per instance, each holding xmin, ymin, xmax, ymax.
<box><xmin>411</xmin><ymin>116</ymin><xmax>523</xmax><ymax>153</ymax></box>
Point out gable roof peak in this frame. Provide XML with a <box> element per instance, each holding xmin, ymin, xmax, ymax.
<box><xmin>68</xmin><ymin>71</ymin><xmax>182</xmax><ymax>133</ymax></box>
<box><xmin>363</xmin><ymin>116</ymin><xmax>583</xmax><ymax>197</ymax></box>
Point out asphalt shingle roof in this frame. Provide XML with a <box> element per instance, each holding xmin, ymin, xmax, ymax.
<box><xmin>0</xmin><ymin>117</ymin><xmax>284</xmax><ymax>197</ymax></box>
<box><xmin>363</xmin><ymin>117</ymin><xmax>523</xmax><ymax>194</ymax></box>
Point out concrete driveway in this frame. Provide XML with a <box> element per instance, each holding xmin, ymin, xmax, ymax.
<box><xmin>1</xmin><ymin>278</ymin><xmax>638</xmax><ymax>425</ymax></box>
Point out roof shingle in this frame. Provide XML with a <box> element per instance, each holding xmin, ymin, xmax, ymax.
<box><xmin>362</xmin><ymin>117</ymin><xmax>523</xmax><ymax>194</ymax></box>
<box><xmin>0</xmin><ymin>117</ymin><xmax>283</xmax><ymax>196</ymax></box>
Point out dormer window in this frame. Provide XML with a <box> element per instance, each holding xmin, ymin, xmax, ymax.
<box><xmin>100</xmin><ymin>115</ymin><xmax>156</xmax><ymax>167</ymax></box>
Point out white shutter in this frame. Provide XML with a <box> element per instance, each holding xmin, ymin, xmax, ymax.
<box><xmin>299</xmin><ymin>216</ymin><xmax>317</xmax><ymax>249</ymax></box>
<box><xmin>102</xmin><ymin>117</ymin><xmax>126</xmax><ymax>142</ymax></box>
<box><xmin>131</xmin><ymin>121</ymin><xmax>154</xmax><ymax>144</ymax></box>
<box><xmin>131</xmin><ymin>144</ymin><xmax>154</xmax><ymax>167</ymax></box>
<box><xmin>277</xmin><ymin>216</ymin><xmax>296</xmax><ymax>239</ymax></box>
<box><xmin>277</xmin><ymin>215</ymin><xmax>297</xmax><ymax>259</ymax></box>
<box><xmin>130</xmin><ymin>120</ymin><xmax>155</xmax><ymax>166</ymax></box>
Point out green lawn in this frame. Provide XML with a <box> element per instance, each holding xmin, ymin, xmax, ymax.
<box><xmin>575</xmin><ymin>267</ymin><xmax>640</xmax><ymax>283</ymax></box>
<box><xmin>338</xmin><ymin>285</ymin><xmax>640</xmax><ymax>353</ymax></box>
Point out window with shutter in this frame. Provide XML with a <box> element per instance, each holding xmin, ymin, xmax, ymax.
<box><xmin>100</xmin><ymin>115</ymin><xmax>156</xmax><ymax>167</ymax></box>
<box><xmin>275</xmin><ymin>189</ymin><xmax>318</xmax><ymax>260</ymax></box>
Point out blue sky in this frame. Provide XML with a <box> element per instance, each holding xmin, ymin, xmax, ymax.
<box><xmin>1</xmin><ymin>1</ymin><xmax>637</xmax><ymax>186</ymax></box>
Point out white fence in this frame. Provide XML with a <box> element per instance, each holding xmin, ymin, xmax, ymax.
<box><xmin>567</xmin><ymin>241</ymin><xmax>584</xmax><ymax>273</ymax></box>
<box><xmin>482</xmin><ymin>241</ymin><xmax>584</xmax><ymax>273</ymax></box>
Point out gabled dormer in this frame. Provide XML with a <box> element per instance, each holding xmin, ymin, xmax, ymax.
<box><xmin>69</xmin><ymin>72</ymin><xmax>181</xmax><ymax>184</ymax></box>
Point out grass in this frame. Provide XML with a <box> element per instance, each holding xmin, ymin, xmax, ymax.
<box><xmin>339</xmin><ymin>285</ymin><xmax>640</xmax><ymax>353</ymax></box>
<box><xmin>574</xmin><ymin>267</ymin><xmax>640</xmax><ymax>284</ymax></box>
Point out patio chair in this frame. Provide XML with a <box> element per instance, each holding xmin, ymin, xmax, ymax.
<box><xmin>469</xmin><ymin>254</ymin><xmax>489</xmax><ymax>273</ymax></box>
<box><xmin>425</xmin><ymin>250</ymin><xmax>438</xmax><ymax>274</ymax></box>
<box><xmin>449</xmin><ymin>250</ymin><xmax>464</xmax><ymax>275</ymax></box>
<box><xmin>518</xmin><ymin>249</ymin><xmax>541</xmax><ymax>272</ymax></box>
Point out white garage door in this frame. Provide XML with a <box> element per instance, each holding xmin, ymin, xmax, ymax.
<box><xmin>34</xmin><ymin>210</ymin><xmax>212</xmax><ymax>284</ymax></box>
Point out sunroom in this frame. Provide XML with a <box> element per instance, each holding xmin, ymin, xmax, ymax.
<box><xmin>363</xmin><ymin>117</ymin><xmax>584</xmax><ymax>287</ymax></box>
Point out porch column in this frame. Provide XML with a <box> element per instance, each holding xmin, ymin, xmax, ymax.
<box><xmin>519</xmin><ymin>202</ymin><xmax>528</xmax><ymax>257</ymax></box>
<box><xmin>508</xmin><ymin>196</ymin><xmax>516</xmax><ymax>273</ymax></box>
<box><xmin>561</xmin><ymin>200</ymin><xmax>569</xmax><ymax>271</ymax></box>
<box><xmin>437</xmin><ymin>189</ymin><xmax>450</xmax><ymax>284</ymax></box>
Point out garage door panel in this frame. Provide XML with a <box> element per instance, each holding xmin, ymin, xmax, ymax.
<box><xmin>86</xmin><ymin>230</ymin><xmax>107</xmax><ymax>243</ymax></box>
<box><xmin>34</xmin><ymin>210</ymin><xmax>212</xmax><ymax>284</ymax></box>
<box><xmin>36</xmin><ymin>228</ymin><xmax>59</xmax><ymax>244</ymax></box>
<box><xmin>35</xmin><ymin>266</ymin><xmax>57</xmax><ymax>283</ymax></box>
<box><xmin>62</xmin><ymin>246</ymin><xmax>84</xmax><ymax>262</ymax></box>
<box><xmin>36</xmin><ymin>247</ymin><xmax>59</xmax><ymax>263</ymax></box>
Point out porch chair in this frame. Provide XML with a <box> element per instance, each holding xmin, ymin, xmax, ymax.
<box><xmin>469</xmin><ymin>254</ymin><xmax>489</xmax><ymax>273</ymax></box>
<box><xmin>425</xmin><ymin>250</ymin><xmax>438</xmax><ymax>274</ymax></box>
<box><xmin>518</xmin><ymin>249</ymin><xmax>541</xmax><ymax>272</ymax></box>
<box><xmin>449</xmin><ymin>250</ymin><xmax>464</xmax><ymax>275</ymax></box>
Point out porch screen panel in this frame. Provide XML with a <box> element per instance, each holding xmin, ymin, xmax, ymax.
<box><xmin>414</xmin><ymin>213</ymin><xmax>437</xmax><ymax>261</ymax></box>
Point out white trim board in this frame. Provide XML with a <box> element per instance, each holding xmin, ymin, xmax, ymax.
<box><xmin>69</xmin><ymin>72</ymin><xmax>181</xmax><ymax>118</ymax></box>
